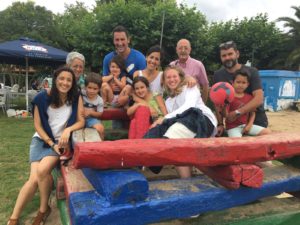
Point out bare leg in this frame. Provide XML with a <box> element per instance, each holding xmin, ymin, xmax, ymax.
<box><xmin>258</xmin><ymin>127</ymin><xmax>271</xmax><ymax>136</ymax></box>
<box><xmin>101</xmin><ymin>83</ymin><xmax>114</xmax><ymax>104</ymax></box>
<box><xmin>117</xmin><ymin>85</ymin><xmax>132</xmax><ymax>106</ymax></box>
<box><xmin>36</xmin><ymin>156</ymin><xmax>59</xmax><ymax>212</ymax></box>
<box><xmin>93</xmin><ymin>123</ymin><xmax>105</xmax><ymax>140</ymax></box>
<box><xmin>176</xmin><ymin>166</ymin><xmax>192</xmax><ymax>178</ymax></box>
<box><xmin>9</xmin><ymin>162</ymin><xmax>39</xmax><ymax>219</ymax></box>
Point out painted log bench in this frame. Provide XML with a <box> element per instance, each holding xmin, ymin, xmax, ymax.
<box><xmin>55</xmin><ymin>108</ymin><xmax>300</xmax><ymax>225</ymax></box>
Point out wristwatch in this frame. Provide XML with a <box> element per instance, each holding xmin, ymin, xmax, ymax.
<box><xmin>235</xmin><ymin>110</ymin><xmax>241</xmax><ymax>117</ymax></box>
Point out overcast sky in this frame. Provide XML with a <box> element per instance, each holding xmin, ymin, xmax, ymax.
<box><xmin>1</xmin><ymin>0</ymin><xmax>299</xmax><ymax>31</ymax></box>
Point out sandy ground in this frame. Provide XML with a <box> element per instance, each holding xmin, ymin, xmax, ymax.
<box><xmin>24</xmin><ymin>110</ymin><xmax>300</xmax><ymax>225</ymax></box>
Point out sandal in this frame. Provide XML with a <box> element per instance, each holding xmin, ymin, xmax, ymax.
<box><xmin>7</xmin><ymin>218</ymin><xmax>19</xmax><ymax>225</ymax></box>
<box><xmin>32</xmin><ymin>206</ymin><xmax>51</xmax><ymax>225</ymax></box>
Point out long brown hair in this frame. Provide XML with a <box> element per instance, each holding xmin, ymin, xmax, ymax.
<box><xmin>162</xmin><ymin>66</ymin><xmax>186</xmax><ymax>97</ymax></box>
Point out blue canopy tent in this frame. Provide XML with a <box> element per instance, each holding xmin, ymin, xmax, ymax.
<box><xmin>0</xmin><ymin>37</ymin><xmax>68</xmax><ymax>110</ymax></box>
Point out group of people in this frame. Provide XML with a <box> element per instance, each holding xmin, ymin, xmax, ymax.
<box><xmin>7</xmin><ymin>25</ymin><xmax>270</xmax><ymax>225</ymax></box>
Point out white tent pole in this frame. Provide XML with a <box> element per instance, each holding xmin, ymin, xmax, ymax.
<box><xmin>25</xmin><ymin>57</ymin><xmax>29</xmax><ymax>111</ymax></box>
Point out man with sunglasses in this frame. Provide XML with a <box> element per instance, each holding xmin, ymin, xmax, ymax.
<box><xmin>170</xmin><ymin>39</ymin><xmax>209</xmax><ymax>103</ymax></box>
<box><xmin>213</xmin><ymin>41</ymin><xmax>268</xmax><ymax>136</ymax></box>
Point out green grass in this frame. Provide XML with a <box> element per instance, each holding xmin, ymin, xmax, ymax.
<box><xmin>0</xmin><ymin>114</ymin><xmax>39</xmax><ymax>223</ymax></box>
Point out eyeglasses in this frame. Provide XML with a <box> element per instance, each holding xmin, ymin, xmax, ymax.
<box><xmin>219</xmin><ymin>41</ymin><xmax>236</xmax><ymax>49</ymax></box>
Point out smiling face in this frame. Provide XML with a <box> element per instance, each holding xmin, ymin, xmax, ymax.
<box><xmin>176</xmin><ymin>39</ymin><xmax>191</xmax><ymax>63</ymax></box>
<box><xmin>56</xmin><ymin>71</ymin><xmax>73</xmax><ymax>95</ymax></box>
<box><xmin>146</xmin><ymin>51</ymin><xmax>160</xmax><ymax>70</ymax></box>
<box><xmin>113</xmin><ymin>31</ymin><xmax>130</xmax><ymax>55</ymax></box>
<box><xmin>134</xmin><ymin>81</ymin><xmax>148</xmax><ymax>99</ymax></box>
<box><xmin>70</xmin><ymin>58</ymin><xmax>84</xmax><ymax>80</ymax></box>
<box><xmin>164</xmin><ymin>68</ymin><xmax>181</xmax><ymax>91</ymax></box>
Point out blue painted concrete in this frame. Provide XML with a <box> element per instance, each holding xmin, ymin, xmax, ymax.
<box><xmin>69</xmin><ymin>166</ymin><xmax>300</xmax><ymax>225</ymax></box>
<box><xmin>82</xmin><ymin>168</ymin><xmax>149</xmax><ymax>205</ymax></box>
<box><xmin>259</xmin><ymin>70</ymin><xmax>300</xmax><ymax>111</ymax></box>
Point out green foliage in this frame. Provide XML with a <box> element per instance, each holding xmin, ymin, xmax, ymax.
<box><xmin>0</xmin><ymin>0</ymin><xmax>294</xmax><ymax>73</ymax></box>
<box><xmin>0</xmin><ymin>2</ymin><xmax>66</xmax><ymax>48</ymax></box>
<box><xmin>277</xmin><ymin>6</ymin><xmax>300</xmax><ymax>70</ymax></box>
<box><xmin>0</xmin><ymin>117</ymin><xmax>38</xmax><ymax>223</ymax></box>
<box><xmin>206</xmin><ymin>14</ymin><xmax>284</xmax><ymax>70</ymax></box>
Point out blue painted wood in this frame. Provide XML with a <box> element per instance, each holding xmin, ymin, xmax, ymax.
<box><xmin>68</xmin><ymin>166</ymin><xmax>300</xmax><ymax>225</ymax></box>
<box><xmin>81</xmin><ymin>168</ymin><xmax>149</xmax><ymax>205</ymax></box>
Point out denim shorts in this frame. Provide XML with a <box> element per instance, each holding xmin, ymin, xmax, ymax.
<box><xmin>85</xmin><ymin>117</ymin><xmax>101</xmax><ymax>128</ymax></box>
<box><xmin>29</xmin><ymin>136</ymin><xmax>59</xmax><ymax>163</ymax></box>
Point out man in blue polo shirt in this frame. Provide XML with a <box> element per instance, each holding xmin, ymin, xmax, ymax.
<box><xmin>102</xmin><ymin>25</ymin><xmax>146</xmax><ymax>128</ymax></box>
<box><xmin>103</xmin><ymin>25</ymin><xmax>146</xmax><ymax>88</ymax></box>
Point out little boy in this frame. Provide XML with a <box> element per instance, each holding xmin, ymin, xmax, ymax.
<box><xmin>218</xmin><ymin>69</ymin><xmax>271</xmax><ymax>137</ymax></box>
<box><xmin>81</xmin><ymin>73</ymin><xmax>105</xmax><ymax>140</ymax></box>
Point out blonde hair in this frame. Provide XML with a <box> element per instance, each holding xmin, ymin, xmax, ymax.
<box><xmin>162</xmin><ymin>66</ymin><xmax>186</xmax><ymax>97</ymax></box>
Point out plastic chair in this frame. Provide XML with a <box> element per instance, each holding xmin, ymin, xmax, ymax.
<box><xmin>0</xmin><ymin>89</ymin><xmax>7</xmax><ymax>113</ymax></box>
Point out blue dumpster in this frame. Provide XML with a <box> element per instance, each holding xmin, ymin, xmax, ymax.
<box><xmin>259</xmin><ymin>70</ymin><xmax>300</xmax><ymax>111</ymax></box>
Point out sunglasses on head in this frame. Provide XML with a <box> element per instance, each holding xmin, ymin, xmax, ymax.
<box><xmin>219</xmin><ymin>41</ymin><xmax>236</xmax><ymax>49</ymax></box>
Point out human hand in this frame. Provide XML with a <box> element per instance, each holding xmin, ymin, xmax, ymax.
<box><xmin>242</xmin><ymin>124</ymin><xmax>252</xmax><ymax>134</ymax></box>
<box><xmin>58</xmin><ymin>127</ymin><xmax>71</xmax><ymax>147</ymax></box>
<box><xmin>150</xmin><ymin>117</ymin><xmax>164</xmax><ymax>128</ymax></box>
<box><xmin>226</xmin><ymin>111</ymin><xmax>237</xmax><ymax>122</ymax></box>
<box><xmin>216</xmin><ymin>124</ymin><xmax>225</xmax><ymax>137</ymax></box>
<box><xmin>186</xmin><ymin>76</ymin><xmax>197</xmax><ymax>88</ymax></box>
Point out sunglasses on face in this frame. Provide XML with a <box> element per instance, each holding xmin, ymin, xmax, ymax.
<box><xmin>219</xmin><ymin>41</ymin><xmax>236</xmax><ymax>49</ymax></box>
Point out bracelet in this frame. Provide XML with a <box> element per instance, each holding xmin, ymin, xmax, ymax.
<box><xmin>50</xmin><ymin>143</ymin><xmax>56</xmax><ymax>150</ymax></box>
<box><xmin>218</xmin><ymin>123</ymin><xmax>224</xmax><ymax>126</ymax></box>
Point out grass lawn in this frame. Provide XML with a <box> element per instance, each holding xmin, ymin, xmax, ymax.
<box><xmin>0</xmin><ymin>114</ymin><xmax>39</xmax><ymax>222</ymax></box>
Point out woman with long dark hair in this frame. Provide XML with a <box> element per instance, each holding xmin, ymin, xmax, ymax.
<box><xmin>7</xmin><ymin>66</ymin><xmax>84</xmax><ymax>225</ymax></box>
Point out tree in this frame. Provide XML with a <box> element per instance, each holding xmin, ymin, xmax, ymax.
<box><xmin>0</xmin><ymin>2</ymin><xmax>65</xmax><ymax>48</ymax></box>
<box><xmin>277</xmin><ymin>6</ymin><xmax>300</xmax><ymax>70</ymax></box>
<box><xmin>207</xmin><ymin>14</ymin><xmax>284</xmax><ymax>71</ymax></box>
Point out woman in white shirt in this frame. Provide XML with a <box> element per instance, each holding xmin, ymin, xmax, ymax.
<box><xmin>7</xmin><ymin>67</ymin><xmax>84</xmax><ymax>225</ymax></box>
<box><xmin>145</xmin><ymin>66</ymin><xmax>217</xmax><ymax>178</ymax></box>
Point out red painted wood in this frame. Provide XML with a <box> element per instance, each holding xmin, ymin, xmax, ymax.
<box><xmin>60</xmin><ymin>161</ymin><xmax>94</xmax><ymax>199</ymax></box>
<box><xmin>197</xmin><ymin>164</ymin><xmax>263</xmax><ymax>189</ymax></box>
<box><xmin>73</xmin><ymin>132</ymin><xmax>300</xmax><ymax>170</ymax></box>
<box><xmin>241</xmin><ymin>164</ymin><xmax>264</xmax><ymax>188</ymax></box>
<box><xmin>100</xmin><ymin>108</ymin><xmax>129</xmax><ymax>120</ymax></box>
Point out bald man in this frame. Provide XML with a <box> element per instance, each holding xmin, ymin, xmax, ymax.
<box><xmin>170</xmin><ymin>39</ymin><xmax>209</xmax><ymax>103</ymax></box>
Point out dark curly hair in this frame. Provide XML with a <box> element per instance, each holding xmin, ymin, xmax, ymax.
<box><xmin>50</xmin><ymin>66</ymin><xmax>79</xmax><ymax>107</ymax></box>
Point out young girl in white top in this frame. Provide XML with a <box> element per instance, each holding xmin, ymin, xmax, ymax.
<box><xmin>145</xmin><ymin>66</ymin><xmax>217</xmax><ymax>178</ymax></box>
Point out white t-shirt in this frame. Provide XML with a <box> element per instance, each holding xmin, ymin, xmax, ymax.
<box><xmin>33</xmin><ymin>104</ymin><xmax>72</xmax><ymax>140</ymax></box>
<box><xmin>165</xmin><ymin>85</ymin><xmax>217</xmax><ymax>136</ymax></box>
<box><xmin>138</xmin><ymin>70</ymin><xmax>163</xmax><ymax>95</ymax></box>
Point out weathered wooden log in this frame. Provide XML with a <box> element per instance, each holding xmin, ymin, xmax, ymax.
<box><xmin>73</xmin><ymin>132</ymin><xmax>300</xmax><ymax>169</ymax></box>
<box><xmin>197</xmin><ymin>164</ymin><xmax>263</xmax><ymax>189</ymax></box>
<box><xmin>68</xmin><ymin>165</ymin><xmax>300</xmax><ymax>225</ymax></box>
<box><xmin>82</xmin><ymin>168</ymin><xmax>148</xmax><ymax>205</ymax></box>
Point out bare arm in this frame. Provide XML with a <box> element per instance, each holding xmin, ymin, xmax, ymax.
<box><xmin>33</xmin><ymin>106</ymin><xmax>61</xmax><ymax>155</ymax></box>
<box><xmin>243</xmin><ymin>111</ymin><xmax>255</xmax><ymax>134</ymax></box>
<box><xmin>59</xmin><ymin>96</ymin><xmax>85</xmax><ymax>147</ymax></box>
<box><xmin>155</xmin><ymin>95</ymin><xmax>167</xmax><ymax>115</ymax></box>
<box><xmin>201</xmin><ymin>84</ymin><xmax>209</xmax><ymax>104</ymax></box>
<box><xmin>113</xmin><ymin>76</ymin><xmax>126</xmax><ymax>89</ymax></box>
<box><xmin>227</xmin><ymin>89</ymin><xmax>263</xmax><ymax>121</ymax></box>
<box><xmin>102</xmin><ymin>74</ymin><xmax>113</xmax><ymax>83</ymax></box>
<box><xmin>127</xmin><ymin>103</ymin><xmax>142</xmax><ymax>116</ymax></box>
